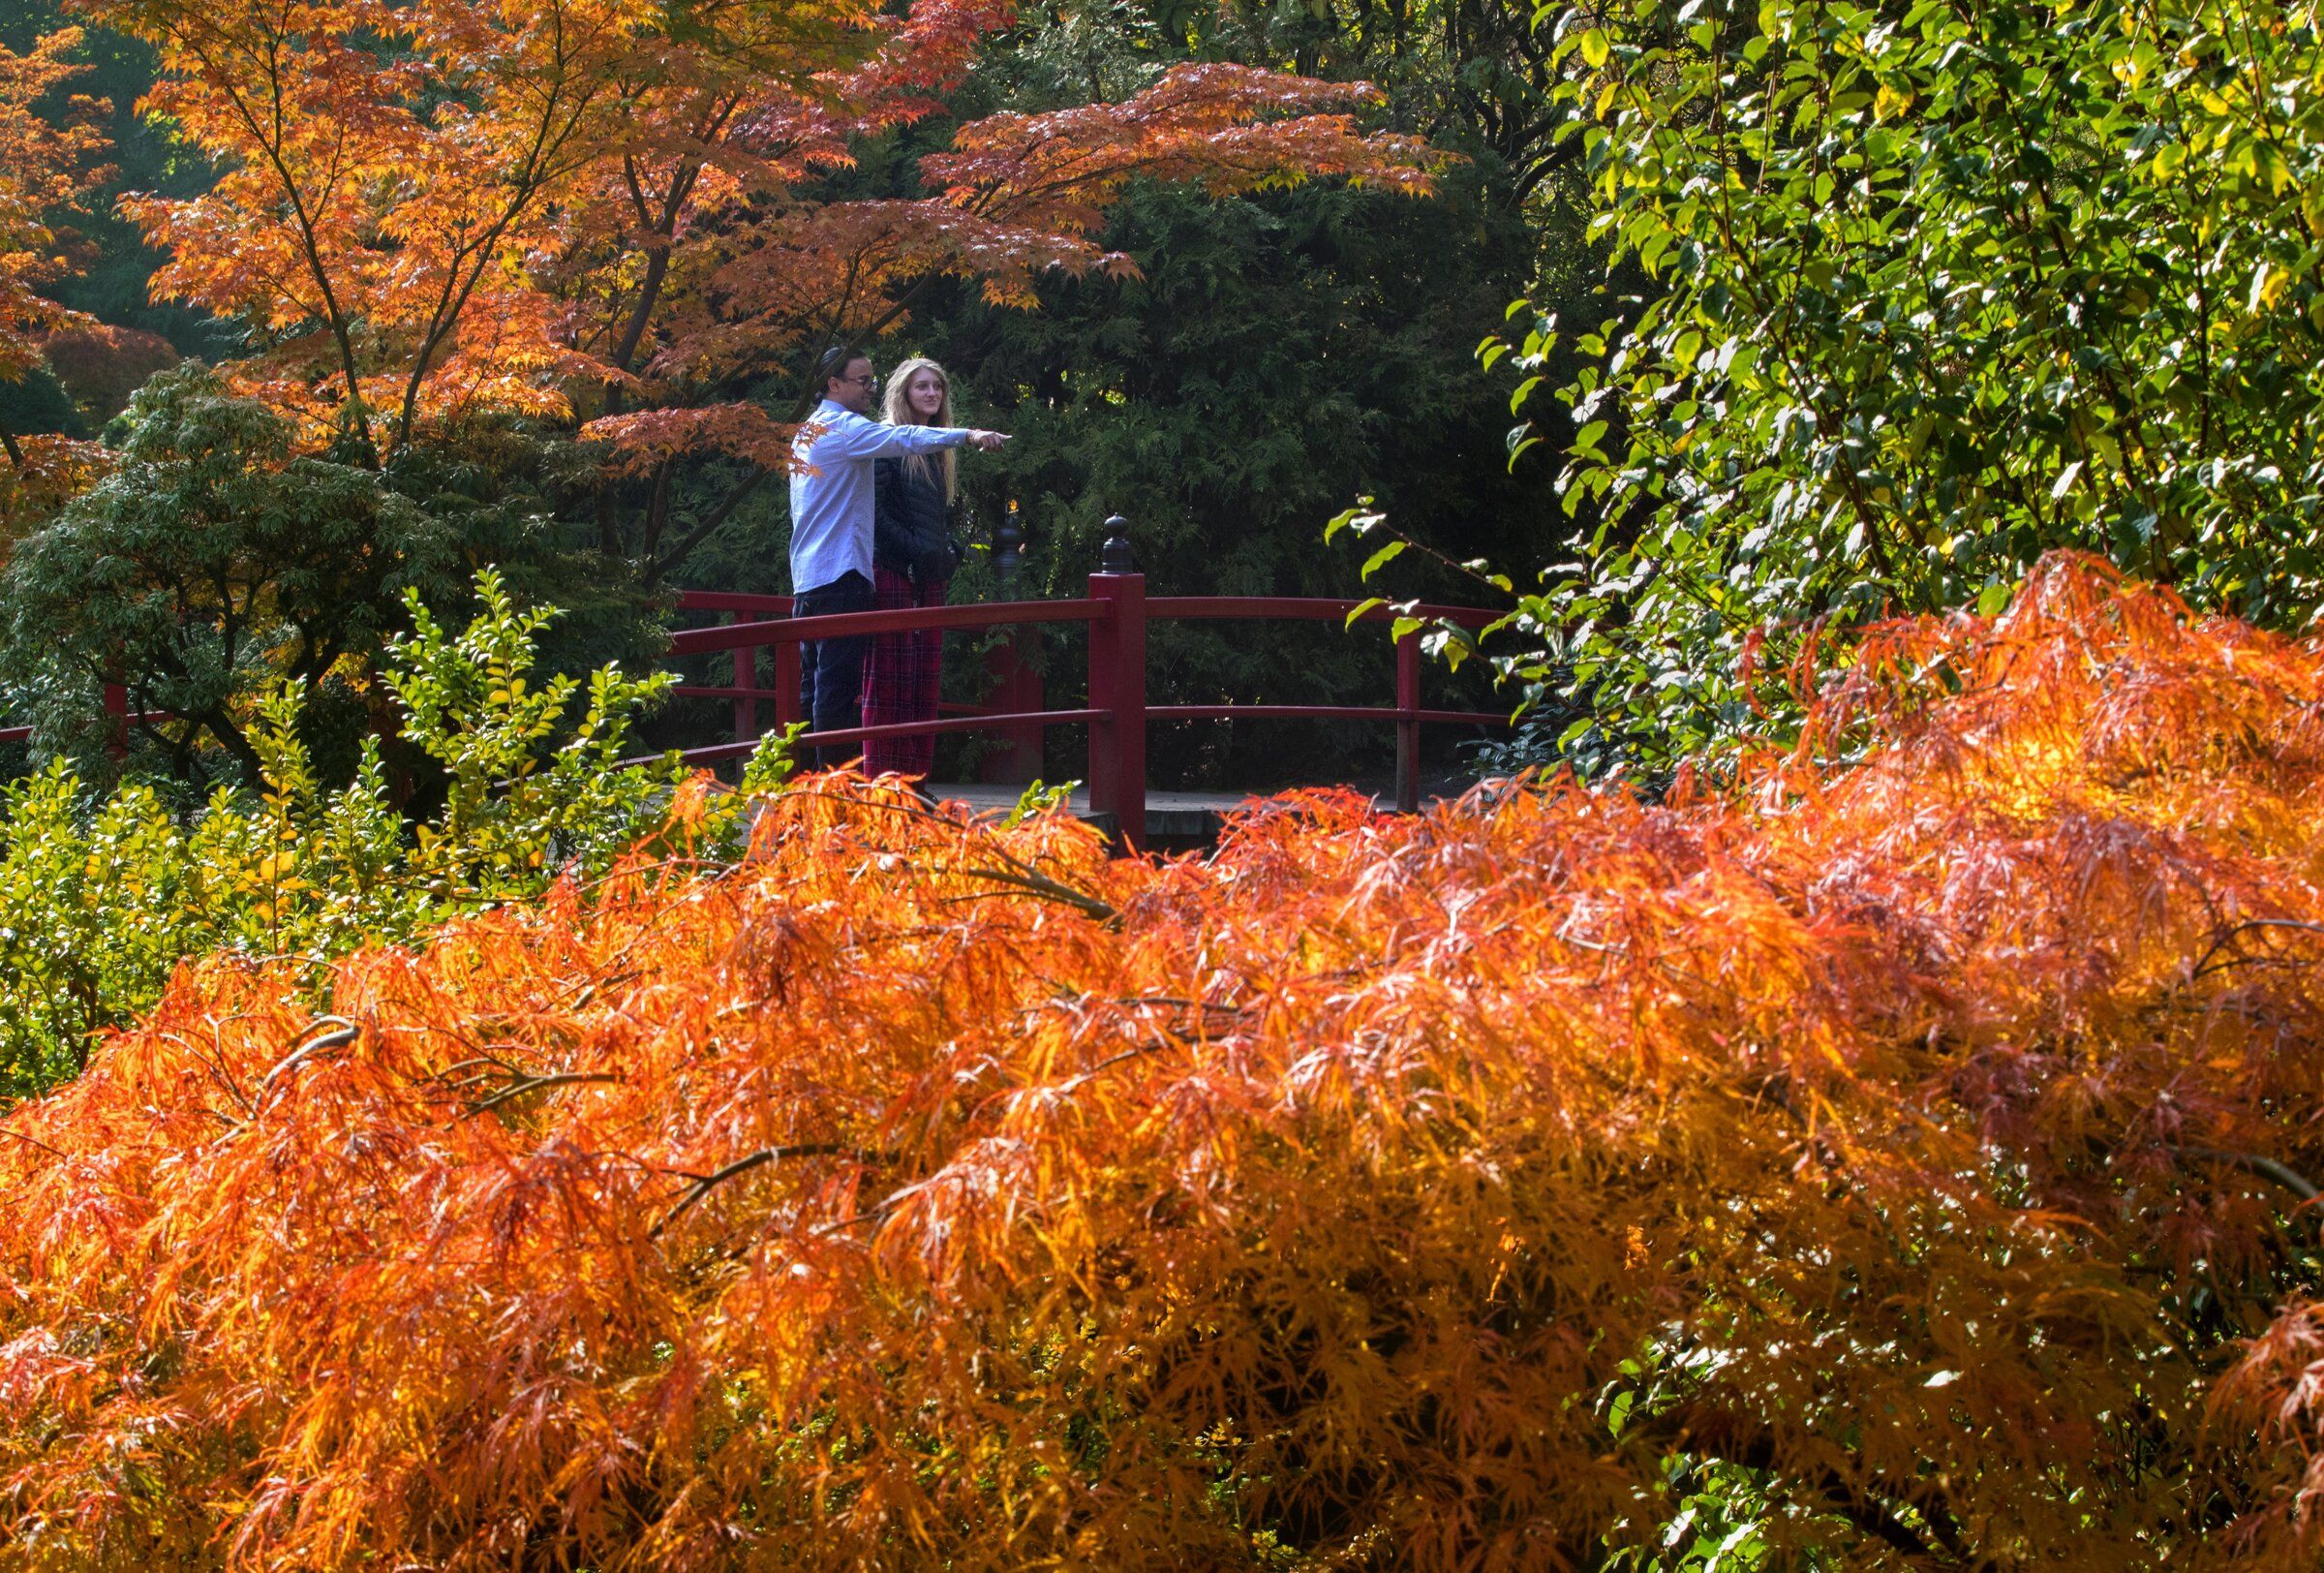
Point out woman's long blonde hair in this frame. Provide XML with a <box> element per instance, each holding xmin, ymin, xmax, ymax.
<box><xmin>882</xmin><ymin>355</ymin><xmax>957</xmax><ymax>503</ymax></box>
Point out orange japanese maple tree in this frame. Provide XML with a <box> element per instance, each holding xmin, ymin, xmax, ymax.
<box><xmin>0</xmin><ymin>28</ymin><xmax>111</xmax><ymax>530</ymax></box>
<box><xmin>3</xmin><ymin>551</ymin><xmax>2322</xmax><ymax>1568</ymax></box>
<box><xmin>76</xmin><ymin>0</ymin><xmax>1437</xmax><ymax>572</ymax></box>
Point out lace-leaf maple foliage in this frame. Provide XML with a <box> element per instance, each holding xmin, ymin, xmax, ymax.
<box><xmin>0</xmin><ymin>28</ymin><xmax>112</xmax><ymax>533</ymax></box>
<box><xmin>3</xmin><ymin>554</ymin><xmax>2323</xmax><ymax>1567</ymax></box>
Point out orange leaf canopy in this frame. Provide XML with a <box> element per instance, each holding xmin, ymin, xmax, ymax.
<box><xmin>4</xmin><ymin>554</ymin><xmax>2323</xmax><ymax>1568</ymax></box>
<box><xmin>0</xmin><ymin>29</ymin><xmax>110</xmax><ymax>383</ymax></box>
<box><xmin>84</xmin><ymin>0</ymin><xmax>1445</xmax><ymax>464</ymax></box>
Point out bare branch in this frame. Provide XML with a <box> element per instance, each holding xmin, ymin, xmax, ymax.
<box><xmin>258</xmin><ymin>1018</ymin><xmax>360</xmax><ymax>1102</ymax></box>
<box><xmin>465</xmin><ymin>1071</ymin><xmax>624</xmax><ymax>1118</ymax></box>
<box><xmin>652</xmin><ymin>1143</ymin><xmax>894</xmax><ymax>1238</ymax></box>
<box><xmin>2187</xmin><ymin>918</ymin><xmax>2324</xmax><ymax>980</ymax></box>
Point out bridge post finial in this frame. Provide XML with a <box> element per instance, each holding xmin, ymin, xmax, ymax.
<box><xmin>1099</xmin><ymin>515</ymin><xmax>1138</xmax><ymax>575</ymax></box>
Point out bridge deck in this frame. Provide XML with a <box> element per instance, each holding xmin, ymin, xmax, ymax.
<box><xmin>921</xmin><ymin>779</ymin><xmax>1478</xmax><ymax>848</ymax></box>
<box><xmin>926</xmin><ymin>783</ymin><xmax>1269</xmax><ymax>841</ymax></box>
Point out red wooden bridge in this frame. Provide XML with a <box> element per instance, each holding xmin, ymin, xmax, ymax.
<box><xmin>0</xmin><ymin>523</ymin><xmax>1512</xmax><ymax>852</ymax></box>
<box><xmin>661</xmin><ymin>520</ymin><xmax>1510</xmax><ymax>850</ymax></box>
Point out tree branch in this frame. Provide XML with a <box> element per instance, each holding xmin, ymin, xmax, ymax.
<box><xmin>652</xmin><ymin>1142</ymin><xmax>893</xmax><ymax>1238</ymax></box>
<box><xmin>644</xmin><ymin>462</ymin><xmax>771</xmax><ymax>583</ymax></box>
<box><xmin>2186</xmin><ymin>918</ymin><xmax>2324</xmax><ymax>980</ymax></box>
<box><xmin>2174</xmin><ymin>1145</ymin><xmax>2321</xmax><ymax>1203</ymax></box>
<box><xmin>1</xmin><ymin>1126</ymin><xmax>67</xmax><ymax>1160</ymax></box>
<box><xmin>258</xmin><ymin>1017</ymin><xmax>359</xmax><ymax>1101</ymax></box>
<box><xmin>465</xmin><ymin>1070</ymin><xmax>624</xmax><ymax>1117</ymax></box>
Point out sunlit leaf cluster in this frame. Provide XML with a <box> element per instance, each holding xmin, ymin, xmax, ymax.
<box><xmin>1</xmin><ymin>555</ymin><xmax>2319</xmax><ymax>1567</ymax></box>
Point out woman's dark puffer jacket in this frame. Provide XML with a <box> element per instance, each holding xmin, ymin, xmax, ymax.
<box><xmin>873</xmin><ymin>456</ymin><xmax>960</xmax><ymax>587</ymax></box>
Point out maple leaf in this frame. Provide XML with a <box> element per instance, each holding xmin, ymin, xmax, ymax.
<box><xmin>580</xmin><ymin>403</ymin><xmax>803</xmax><ymax>476</ymax></box>
<box><xmin>927</xmin><ymin>62</ymin><xmax>1449</xmax><ymax>233</ymax></box>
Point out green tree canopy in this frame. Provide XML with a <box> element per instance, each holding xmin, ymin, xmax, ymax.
<box><xmin>1462</xmin><ymin>0</ymin><xmax>2324</xmax><ymax>776</ymax></box>
<box><xmin>0</xmin><ymin>366</ymin><xmax>455</xmax><ymax>780</ymax></box>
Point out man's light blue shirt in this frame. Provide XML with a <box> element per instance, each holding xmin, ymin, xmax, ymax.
<box><xmin>789</xmin><ymin>399</ymin><xmax>970</xmax><ymax>593</ymax></box>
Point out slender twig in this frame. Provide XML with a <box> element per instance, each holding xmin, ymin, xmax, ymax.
<box><xmin>258</xmin><ymin>1018</ymin><xmax>360</xmax><ymax>1101</ymax></box>
<box><xmin>465</xmin><ymin>1071</ymin><xmax>624</xmax><ymax>1118</ymax></box>
<box><xmin>944</xmin><ymin>867</ymin><xmax>1118</xmax><ymax>923</ymax></box>
<box><xmin>1</xmin><ymin>1127</ymin><xmax>67</xmax><ymax>1160</ymax></box>
<box><xmin>652</xmin><ymin>1143</ymin><xmax>893</xmax><ymax>1238</ymax></box>
<box><xmin>159</xmin><ymin>1027</ymin><xmax>257</xmax><ymax>1119</ymax></box>
<box><xmin>777</xmin><ymin>784</ymin><xmax>1120</xmax><ymax>921</ymax></box>
<box><xmin>2187</xmin><ymin>918</ymin><xmax>2324</xmax><ymax>981</ymax></box>
<box><xmin>1070</xmin><ymin>1039</ymin><xmax>1177</xmax><ymax>1083</ymax></box>
<box><xmin>809</xmin><ymin>1187</ymin><xmax>916</xmax><ymax>1241</ymax></box>
<box><xmin>424</xmin><ymin>1054</ymin><xmax>528</xmax><ymax>1084</ymax></box>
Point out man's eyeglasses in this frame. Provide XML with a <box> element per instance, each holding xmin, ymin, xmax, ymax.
<box><xmin>838</xmin><ymin>370</ymin><xmax>879</xmax><ymax>389</ymax></box>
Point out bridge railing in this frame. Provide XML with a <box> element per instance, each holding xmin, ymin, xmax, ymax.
<box><xmin>0</xmin><ymin>684</ymin><xmax>137</xmax><ymax>756</ymax></box>
<box><xmin>662</xmin><ymin>519</ymin><xmax>1509</xmax><ymax>849</ymax></box>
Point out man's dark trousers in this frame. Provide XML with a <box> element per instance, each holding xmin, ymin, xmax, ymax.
<box><xmin>794</xmin><ymin>571</ymin><xmax>874</xmax><ymax>768</ymax></box>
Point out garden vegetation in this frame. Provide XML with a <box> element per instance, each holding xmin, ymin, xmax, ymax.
<box><xmin>1428</xmin><ymin>0</ymin><xmax>2324</xmax><ymax>774</ymax></box>
<box><xmin>0</xmin><ymin>0</ymin><xmax>2320</xmax><ymax>1565</ymax></box>
<box><xmin>3</xmin><ymin>556</ymin><xmax>2321</xmax><ymax>1567</ymax></box>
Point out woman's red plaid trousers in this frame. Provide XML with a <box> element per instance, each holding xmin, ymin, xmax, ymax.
<box><xmin>859</xmin><ymin>566</ymin><xmax>946</xmax><ymax>778</ymax></box>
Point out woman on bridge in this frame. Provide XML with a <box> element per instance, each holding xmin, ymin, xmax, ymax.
<box><xmin>865</xmin><ymin>356</ymin><xmax>970</xmax><ymax>779</ymax></box>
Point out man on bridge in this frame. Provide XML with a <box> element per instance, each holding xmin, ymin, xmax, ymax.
<box><xmin>788</xmin><ymin>345</ymin><xmax>1007</xmax><ymax>768</ymax></box>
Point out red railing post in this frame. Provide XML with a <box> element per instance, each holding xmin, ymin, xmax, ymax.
<box><xmin>1394</xmin><ymin>628</ymin><xmax>1422</xmax><ymax>814</ymax></box>
<box><xmin>102</xmin><ymin>682</ymin><xmax>128</xmax><ymax>762</ymax></box>
<box><xmin>731</xmin><ymin>632</ymin><xmax>758</xmax><ymax>746</ymax></box>
<box><xmin>773</xmin><ymin>617</ymin><xmax>801</xmax><ymax>730</ymax></box>
<box><xmin>979</xmin><ymin>632</ymin><xmax>1044</xmax><ymax>786</ymax></box>
<box><xmin>1086</xmin><ymin>518</ymin><xmax>1147</xmax><ymax>851</ymax></box>
<box><xmin>980</xmin><ymin>505</ymin><xmax>1038</xmax><ymax>784</ymax></box>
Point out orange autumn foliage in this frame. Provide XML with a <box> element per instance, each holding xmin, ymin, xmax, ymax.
<box><xmin>0</xmin><ymin>431</ymin><xmax>110</xmax><ymax>544</ymax></box>
<box><xmin>3</xmin><ymin>553</ymin><xmax>2324</xmax><ymax>1569</ymax></box>
<box><xmin>0</xmin><ymin>28</ymin><xmax>112</xmax><ymax>519</ymax></box>
<box><xmin>0</xmin><ymin>29</ymin><xmax>109</xmax><ymax>387</ymax></box>
<box><xmin>77</xmin><ymin>0</ymin><xmax>1438</xmax><ymax>498</ymax></box>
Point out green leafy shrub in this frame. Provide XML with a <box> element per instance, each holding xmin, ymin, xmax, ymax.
<box><xmin>1450</xmin><ymin>0</ymin><xmax>2324</xmax><ymax>778</ymax></box>
<box><xmin>0</xmin><ymin>570</ymin><xmax>774</xmax><ymax>1101</ymax></box>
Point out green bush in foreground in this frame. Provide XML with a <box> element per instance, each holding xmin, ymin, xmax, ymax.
<box><xmin>0</xmin><ymin>571</ymin><xmax>777</xmax><ymax>1101</ymax></box>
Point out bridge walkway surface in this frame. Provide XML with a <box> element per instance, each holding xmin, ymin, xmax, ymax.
<box><xmin>920</xmin><ymin>775</ymin><xmax>1490</xmax><ymax>854</ymax></box>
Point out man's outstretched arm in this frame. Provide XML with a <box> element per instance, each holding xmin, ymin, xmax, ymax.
<box><xmin>806</xmin><ymin>408</ymin><xmax>1009</xmax><ymax>460</ymax></box>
